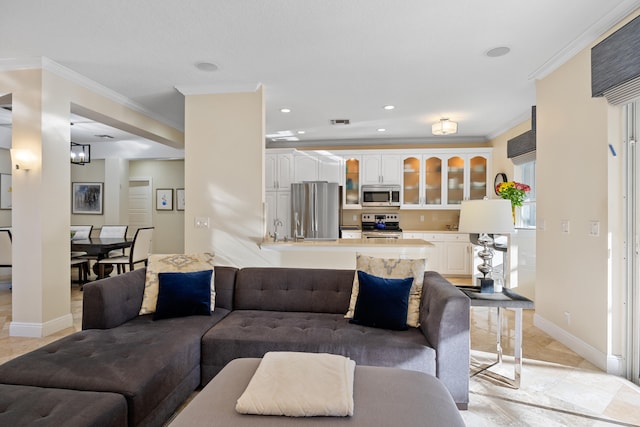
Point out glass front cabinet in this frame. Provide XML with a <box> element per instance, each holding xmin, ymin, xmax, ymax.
<box><xmin>401</xmin><ymin>151</ymin><xmax>490</xmax><ymax>209</ymax></box>
<box><xmin>343</xmin><ymin>155</ymin><xmax>361</xmax><ymax>209</ymax></box>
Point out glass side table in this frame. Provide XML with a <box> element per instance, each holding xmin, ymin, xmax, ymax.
<box><xmin>459</xmin><ymin>286</ymin><xmax>534</xmax><ymax>389</ymax></box>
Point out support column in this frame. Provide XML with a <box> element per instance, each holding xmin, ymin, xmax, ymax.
<box><xmin>4</xmin><ymin>68</ymin><xmax>73</xmax><ymax>337</ymax></box>
<box><xmin>183</xmin><ymin>87</ymin><xmax>269</xmax><ymax>266</ymax></box>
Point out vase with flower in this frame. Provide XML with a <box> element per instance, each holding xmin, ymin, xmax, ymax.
<box><xmin>495</xmin><ymin>181</ymin><xmax>531</xmax><ymax>223</ymax></box>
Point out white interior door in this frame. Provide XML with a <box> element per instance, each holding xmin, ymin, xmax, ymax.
<box><xmin>128</xmin><ymin>177</ymin><xmax>152</xmax><ymax>238</ymax></box>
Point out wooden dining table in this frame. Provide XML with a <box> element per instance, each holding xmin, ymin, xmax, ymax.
<box><xmin>71</xmin><ymin>237</ymin><xmax>132</xmax><ymax>279</ymax></box>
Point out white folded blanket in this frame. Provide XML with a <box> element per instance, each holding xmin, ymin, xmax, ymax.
<box><xmin>235</xmin><ymin>352</ymin><xmax>356</xmax><ymax>417</ymax></box>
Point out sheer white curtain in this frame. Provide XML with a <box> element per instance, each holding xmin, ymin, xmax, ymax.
<box><xmin>625</xmin><ymin>100</ymin><xmax>640</xmax><ymax>386</ymax></box>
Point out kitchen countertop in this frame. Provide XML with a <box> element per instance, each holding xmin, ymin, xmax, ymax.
<box><xmin>260</xmin><ymin>238</ymin><xmax>434</xmax><ymax>251</ymax></box>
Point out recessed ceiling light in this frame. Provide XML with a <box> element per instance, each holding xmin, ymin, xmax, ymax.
<box><xmin>486</xmin><ymin>46</ymin><xmax>510</xmax><ymax>58</ymax></box>
<box><xmin>297</xmin><ymin>130</ymin><xmax>305</xmax><ymax>134</ymax></box>
<box><xmin>280</xmin><ymin>108</ymin><xmax>291</xmax><ymax>113</ymax></box>
<box><xmin>195</xmin><ymin>62</ymin><xmax>219</xmax><ymax>72</ymax></box>
<box><xmin>383</xmin><ymin>105</ymin><xmax>395</xmax><ymax>110</ymax></box>
<box><xmin>377</xmin><ymin>128</ymin><xmax>386</xmax><ymax>132</ymax></box>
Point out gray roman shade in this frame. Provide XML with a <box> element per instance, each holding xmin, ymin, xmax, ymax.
<box><xmin>507</xmin><ymin>106</ymin><xmax>536</xmax><ymax>165</ymax></box>
<box><xmin>592</xmin><ymin>15</ymin><xmax>640</xmax><ymax>105</ymax></box>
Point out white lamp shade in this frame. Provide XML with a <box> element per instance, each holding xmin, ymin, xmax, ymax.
<box><xmin>458</xmin><ymin>199</ymin><xmax>514</xmax><ymax>234</ymax></box>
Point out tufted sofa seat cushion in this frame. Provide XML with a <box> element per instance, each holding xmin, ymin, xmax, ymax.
<box><xmin>0</xmin><ymin>309</ymin><xmax>229</xmax><ymax>427</ymax></box>
<box><xmin>201</xmin><ymin>310</ymin><xmax>436</xmax><ymax>385</ymax></box>
<box><xmin>0</xmin><ymin>383</ymin><xmax>127</xmax><ymax>427</ymax></box>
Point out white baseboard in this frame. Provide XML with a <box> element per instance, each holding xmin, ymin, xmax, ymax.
<box><xmin>10</xmin><ymin>313</ymin><xmax>74</xmax><ymax>338</ymax></box>
<box><xmin>533</xmin><ymin>313</ymin><xmax>611</xmax><ymax>372</ymax></box>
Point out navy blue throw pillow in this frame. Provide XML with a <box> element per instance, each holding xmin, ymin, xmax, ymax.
<box><xmin>349</xmin><ymin>270</ymin><xmax>414</xmax><ymax>331</ymax></box>
<box><xmin>153</xmin><ymin>270</ymin><xmax>213</xmax><ymax>320</ymax></box>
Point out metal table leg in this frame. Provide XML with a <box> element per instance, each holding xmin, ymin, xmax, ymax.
<box><xmin>471</xmin><ymin>307</ymin><xmax>523</xmax><ymax>389</ymax></box>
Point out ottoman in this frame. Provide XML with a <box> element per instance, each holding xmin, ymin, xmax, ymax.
<box><xmin>0</xmin><ymin>383</ymin><xmax>127</xmax><ymax>427</ymax></box>
<box><xmin>170</xmin><ymin>358</ymin><xmax>465</xmax><ymax>427</ymax></box>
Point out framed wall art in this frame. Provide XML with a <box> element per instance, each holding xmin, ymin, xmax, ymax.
<box><xmin>72</xmin><ymin>182</ymin><xmax>103</xmax><ymax>215</ymax></box>
<box><xmin>0</xmin><ymin>174</ymin><xmax>11</xmax><ymax>210</ymax></box>
<box><xmin>156</xmin><ymin>188</ymin><xmax>174</xmax><ymax>210</ymax></box>
<box><xmin>176</xmin><ymin>188</ymin><xmax>185</xmax><ymax>211</ymax></box>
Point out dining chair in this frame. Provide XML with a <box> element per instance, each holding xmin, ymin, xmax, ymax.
<box><xmin>70</xmin><ymin>225</ymin><xmax>93</xmax><ymax>240</ymax></box>
<box><xmin>70</xmin><ymin>257</ymin><xmax>89</xmax><ymax>285</ymax></box>
<box><xmin>99</xmin><ymin>225</ymin><xmax>129</xmax><ymax>261</ymax></box>
<box><xmin>97</xmin><ymin>227</ymin><xmax>154</xmax><ymax>278</ymax></box>
<box><xmin>0</xmin><ymin>230</ymin><xmax>12</xmax><ymax>289</ymax></box>
<box><xmin>70</xmin><ymin>225</ymin><xmax>93</xmax><ymax>258</ymax></box>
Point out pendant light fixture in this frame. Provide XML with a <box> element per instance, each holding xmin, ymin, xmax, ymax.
<box><xmin>70</xmin><ymin>142</ymin><xmax>91</xmax><ymax>165</ymax></box>
<box><xmin>431</xmin><ymin>118</ymin><xmax>458</xmax><ymax>135</ymax></box>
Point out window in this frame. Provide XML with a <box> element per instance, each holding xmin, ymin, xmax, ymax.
<box><xmin>514</xmin><ymin>160</ymin><xmax>536</xmax><ymax>229</ymax></box>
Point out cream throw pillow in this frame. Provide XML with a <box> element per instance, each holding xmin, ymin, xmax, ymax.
<box><xmin>139</xmin><ymin>253</ymin><xmax>215</xmax><ymax>315</ymax></box>
<box><xmin>345</xmin><ymin>254</ymin><xmax>426</xmax><ymax>327</ymax></box>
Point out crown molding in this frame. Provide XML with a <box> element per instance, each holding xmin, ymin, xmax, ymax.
<box><xmin>529</xmin><ymin>0</ymin><xmax>640</xmax><ymax>80</ymax></box>
<box><xmin>266</xmin><ymin>135</ymin><xmax>488</xmax><ymax>149</ymax></box>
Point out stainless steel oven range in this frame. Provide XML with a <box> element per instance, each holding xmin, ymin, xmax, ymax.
<box><xmin>361</xmin><ymin>213</ymin><xmax>402</xmax><ymax>239</ymax></box>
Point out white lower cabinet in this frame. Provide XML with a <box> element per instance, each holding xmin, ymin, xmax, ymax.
<box><xmin>405</xmin><ymin>232</ymin><xmax>471</xmax><ymax>276</ymax></box>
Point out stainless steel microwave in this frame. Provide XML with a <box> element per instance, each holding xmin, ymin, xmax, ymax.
<box><xmin>361</xmin><ymin>185</ymin><xmax>401</xmax><ymax>207</ymax></box>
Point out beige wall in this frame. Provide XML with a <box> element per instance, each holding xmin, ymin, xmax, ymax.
<box><xmin>183</xmin><ymin>88</ymin><xmax>271</xmax><ymax>266</ymax></box>
<box><xmin>130</xmin><ymin>159</ymin><xmax>185</xmax><ymax>254</ymax></box>
<box><xmin>535</xmin><ymin>33</ymin><xmax>626</xmax><ymax>369</ymax></box>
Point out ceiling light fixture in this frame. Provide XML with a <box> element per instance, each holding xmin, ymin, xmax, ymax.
<box><xmin>377</xmin><ymin>128</ymin><xmax>386</xmax><ymax>132</ymax></box>
<box><xmin>297</xmin><ymin>130</ymin><xmax>305</xmax><ymax>134</ymax></box>
<box><xmin>70</xmin><ymin>142</ymin><xmax>91</xmax><ymax>165</ymax></box>
<box><xmin>280</xmin><ymin>108</ymin><xmax>291</xmax><ymax>113</ymax></box>
<box><xmin>383</xmin><ymin>105</ymin><xmax>395</xmax><ymax>110</ymax></box>
<box><xmin>432</xmin><ymin>118</ymin><xmax>458</xmax><ymax>136</ymax></box>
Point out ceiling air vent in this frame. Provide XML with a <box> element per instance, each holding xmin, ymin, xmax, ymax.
<box><xmin>330</xmin><ymin>119</ymin><xmax>350</xmax><ymax>125</ymax></box>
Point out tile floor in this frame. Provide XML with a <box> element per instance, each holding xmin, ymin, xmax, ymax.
<box><xmin>1</xmin><ymin>279</ymin><xmax>640</xmax><ymax>426</ymax></box>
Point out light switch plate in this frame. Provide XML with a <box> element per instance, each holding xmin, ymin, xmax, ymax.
<box><xmin>561</xmin><ymin>220</ymin><xmax>570</xmax><ymax>234</ymax></box>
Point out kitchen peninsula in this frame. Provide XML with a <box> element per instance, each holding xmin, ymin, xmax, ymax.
<box><xmin>260</xmin><ymin>237</ymin><xmax>434</xmax><ymax>270</ymax></box>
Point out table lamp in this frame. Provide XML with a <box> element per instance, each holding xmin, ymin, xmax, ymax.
<box><xmin>458</xmin><ymin>198</ymin><xmax>514</xmax><ymax>293</ymax></box>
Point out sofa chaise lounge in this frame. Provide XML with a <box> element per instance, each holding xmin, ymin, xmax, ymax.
<box><xmin>0</xmin><ymin>265</ymin><xmax>470</xmax><ymax>426</ymax></box>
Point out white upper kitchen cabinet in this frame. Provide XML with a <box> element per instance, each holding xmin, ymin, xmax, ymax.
<box><xmin>265</xmin><ymin>149</ymin><xmax>294</xmax><ymax>191</ymax></box>
<box><xmin>293</xmin><ymin>151</ymin><xmax>344</xmax><ymax>184</ymax></box>
<box><xmin>361</xmin><ymin>154</ymin><xmax>402</xmax><ymax>185</ymax></box>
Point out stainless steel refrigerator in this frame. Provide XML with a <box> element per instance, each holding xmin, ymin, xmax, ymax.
<box><xmin>291</xmin><ymin>181</ymin><xmax>339</xmax><ymax>240</ymax></box>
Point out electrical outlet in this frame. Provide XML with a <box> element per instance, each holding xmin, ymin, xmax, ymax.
<box><xmin>194</xmin><ymin>217</ymin><xmax>210</xmax><ymax>228</ymax></box>
<box><xmin>564</xmin><ymin>311</ymin><xmax>571</xmax><ymax>325</ymax></box>
<box><xmin>589</xmin><ymin>221</ymin><xmax>600</xmax><ymax>237</ymax></box>
<box><xmin>352</xmin><ymin>214</ymin><xmax>357</xmax><ymax>221</ymax></box>
<box><xmin>420</xmin><ymin>215</ymin><xmax>424</xmax><ymax>222</ymax></box>
<box><xmin>561</xmin><ymin>220</ymin><xmax>570</xmax><ymax>234</ymax></box>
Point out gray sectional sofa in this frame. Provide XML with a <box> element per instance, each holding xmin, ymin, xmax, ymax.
<box><xmin>0</xmin><ymin>265</ymin><xmax>470</xmax><ymax>426</ymax></box>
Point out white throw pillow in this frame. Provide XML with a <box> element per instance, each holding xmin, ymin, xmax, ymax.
<box><xmin>139</xmin><ymin>253</ymin><xmax>215</xmax><ymax>315</ymax></box>
<box><xmin>345</xmin><ymin>254</ymin><xmax>426</xmax><ymax>327</ymax></box>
